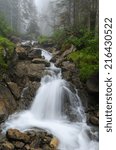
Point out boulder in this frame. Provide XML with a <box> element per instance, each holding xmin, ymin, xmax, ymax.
<box><xmin>7</xmin><ymin>82</ymin><xmax>20</xmax><ymax>99</ymax></box>
<box><xmin>61</xmin><ymin>61</ymin><xmax>76</xmax><ymax>72</ymax></box>
<box><xmin>28</xmin><ymin>63</ymin><xmax>45</xmax><ymax>80</ymax></box>
<box><xmin>19</xmin><ymin>81</ymin><xmax>40</xmax><ymax>109</ymax></box>
<box><xmin>89</xmin><ymin>116</ymin><xmax>99</xmax><ymax>126</ymax></box>
<box><xmin>12</xmin><ymin>141</ymin><xmax>25</xmax><ymax>149</ymax></box>
<box><xmin>86</xmin><ymin>73</ymin><xmax>99</xmax><ymax>94</ymax></box>
<box><xmin>0</xmin><ymin>101</ymin><xmax>8</xmax><ymax>123</ymax></box>
<box><xmin>24</xmin><ymin>144</ymin><xmax>30</xmax><ymax>150</ymax></box>
<box><xmin>0</xmin><ymin>83</ymin><xmax>17</xmax><ymax>123</ymax></box>
<box><xmin>1</xmin><ymin>129</ymin><xmax>56</xmax><ymax>150</ymax></box>
<box><xmin>50</xmin><ymin>137</ymin><xmax>59</xmax><ymax>149</ymax></box>
<box><xmin>6</xmin><ymin>129</ymin><xmax>30</xmax><ymax>143</ymax></box>
<box><xmin>14</xmin><ymin>61</ymin><xmax>45</xmax><ymax>81</ymax></box>
<box><xmin>32</xmin><ymin>58</ymin><xmax>50</xmax><ymax>67</ymax></box>
<box><xmin>15</xmin><ymin>46</ymin><xmax>27</xmax><ymax>59</ymax></box>
<box><xmin>0</xmin><ymin>141</ymin><xmax>14</xmax><ymax>150</ymax></box>
<box><xmin>28</xmin><ymin>48</ymin><xmax>42</xmax><ymax>59</ymax></box>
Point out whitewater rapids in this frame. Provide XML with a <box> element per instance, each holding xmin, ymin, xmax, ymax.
<box><xmin>3</xmin><ymin>48</ymin><xmax>98</xmax><ymax>150</ymax></box>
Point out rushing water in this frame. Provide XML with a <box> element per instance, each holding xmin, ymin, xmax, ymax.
<box><xmin>3</xmin><ymin>48</ymin><xmax>98</xmax><ymax>150</ymax></box>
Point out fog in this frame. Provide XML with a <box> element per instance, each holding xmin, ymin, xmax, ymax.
<box><xmin>34</xmin><ymin>0</ymin><xmax>50</xmax><ymax>13</ymax></box>
<box><xmin>34</xmin><ymin>0</ymin><xmax>57</xmax><ymax>36</ymax></box>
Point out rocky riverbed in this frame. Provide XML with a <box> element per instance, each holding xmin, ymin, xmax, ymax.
<box><xmin>0</xmin><ymin>41</ymin><xmax>99</xmax><ymax>149</ymax></box>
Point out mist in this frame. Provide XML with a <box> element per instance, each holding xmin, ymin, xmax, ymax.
<box><xmin>34</xmin><ymin>0</ymin><xmax>57</xmax><ymax>36</ymax></box>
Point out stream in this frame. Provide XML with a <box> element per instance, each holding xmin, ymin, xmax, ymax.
<box><xmin>3</xmin><ymin>46</ymin><xmax>99</xmax><ymax>150</ymax></box>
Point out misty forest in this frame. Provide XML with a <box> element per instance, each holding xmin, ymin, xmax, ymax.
<box><xmin>0</xmin><ymin>0</ymin><xmax>99</xmax><ymax>150</ymax></box>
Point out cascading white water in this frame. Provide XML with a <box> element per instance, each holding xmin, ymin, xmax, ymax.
<box><xmin>3</xmin><ymin>48</ymin><xmax>98</xmax><ymax>150</ymax></box>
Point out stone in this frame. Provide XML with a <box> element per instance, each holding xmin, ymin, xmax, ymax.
<box><xmin>62</xmin><ymin>44</ymin><xmax>76</xmax><ymax>58</ymax></box>
<box><xmin>28</xmin><ymin>48</ymin><xmax>42</xmax><ymax>59</ymax></box>
<box><xmin>7</xmin><ymin>82</ymin><xmax>20</xmax><ymax>99</ymax></box>
<box><xmin>50</xmin><ymin>137</ymin><xmax>59</xmax><ymax>149</ymax></box>
<box><xmin>30</xmin><ymin>135</ymin><xmax>41</xmax><ymax>149</ymax></box>
<box><xmin>21</xmin><ymin>41</ymin><xmax>31</xmax><ymax>47</ymax></box>
<box><xmin>6</xmin><ymin>129</ymin><xmax>30</xmax><ymax>143</ymax></box>
<box><xmin>13</xmin><ymin>141</ymin><xmax>25</xmax><ymax>149</ymax></box>
<box><xmin>61</xmin><ymin>61</ymin><xmax>76</xmax><ymax>72</ymax></box>
<box><xmin>0</xmin><ymin>83</ymin><xmax>17</xmax><ymax>123</ymax></box>
<box><xmin>28</xmin><ymin>63</ymin><xmax>45</xmax><ymax>80</ymax></box>
<box><xmin>86</xmin><ymin>73</ymin><xmax>99</xmax><ymax>94</ymax></box>
<box><xmin>42</xmin><ymin>145</ymin><xmax>51</xmax><ymax>150</ymax></box>
<box><xmin>0</xmin><ymin>101</ymin><xmax>8</xmax><ymax>123</ymax></box>
<box><xmin>24</xmin><ymin>144</ymin><xmax>30</xmax><ymax>150</ymax></box>
<box><xmin>14</xmin><ymin>61</ymin><xmax>45</xmax><ymax>81</ymax></box>
<box><xmin>89</xmin><ymin>116</ymin><xmax>99</xmax><ymax>126</ymax></box>
<box><xmin>0</xmin><ymin>141</ymin><xmax>14</xmax><ymax>150</ymax></box>
<box><xmin>15</xmin><ymin>46</ymin><xmax>27</xmax><ymax>59</ymax></box>
<box><xmin>32</xmin><ymin>58</ymin><xmax>50</xmax><ymax>67</ymax></box>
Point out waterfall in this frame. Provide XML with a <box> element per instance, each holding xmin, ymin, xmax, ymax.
<box><xmin>3</xmin><ymin>48</ymin><xmax>98</xmax><ymax>150</ymax></box>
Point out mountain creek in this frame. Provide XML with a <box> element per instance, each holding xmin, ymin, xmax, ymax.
<box><xmin>0</xmin><ymin>41</ymin><xmax>99</xmax><ymax>150</ymax></box>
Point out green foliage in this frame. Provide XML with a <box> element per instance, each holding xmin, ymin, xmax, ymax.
<box><xmin>63</xmin><ymin>30</ymin><xmax>98</xmax><ymax>51</ymax></box>
<box><xmin>52</xmin><ymin>29</ymin><xmax>66</xmax><ymax>46</ymax></box>
<box><xmin>38</xmin><ymin>35</ymin><xmax>52</xmax><ymax>45</ymax></box>
<box><xmin>66</xmin><ymin>30</ymin><xmax>99</xmax><ymax>81</ymax></box>
<box><xmin>52</xmin><ymin>28</ymin><xmax>99</xmax><ymax>81</ymax></box>
<box><xmin>0</xmin><ymin>36</ymin><xmax>15</xmax><ymax>71</ymax></box>
<box><xmin>0</xmin><ymin>13</ymin><xmax>12</xmax><ymax>37</ymax></box>
<box><xmin>68</xmin><ymin>50</ymin><xmax>99</xmax><ymax>81</ymax></box>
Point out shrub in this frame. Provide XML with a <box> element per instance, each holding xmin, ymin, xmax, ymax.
<box><xmin>0</xmin><ymin>36</ymin><xmax>15</xmax><ymax>71</ymax></box>
<box><xmin>38</xmin><ymin>35</ymin><xmax>50</xmax><ymax>45</ymax></box>
<box><xmin>68</xmin><ymin>49</ymin><xmax>99</xmax><ymax>81</ymax></box>
<box><xmin>0</xmin><ymin>13</ymin><xmax>12</xmax><ymax>37</ymax></box>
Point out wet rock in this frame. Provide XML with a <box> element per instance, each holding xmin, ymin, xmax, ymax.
<box><xmin>28</xmin><ymin>48</ymin><xmax>42</xmax><ymax>59</ymax></box>
<box><xmin>0</xmin><ymin>141</ymin><xmax>14</xmax><ymax>150</ymax></box>
<box><xmin>50</xmin><ymin>137</ymin><xmax>59</xmax><ymax>149</ymax></box>
<box><xmin>15</xmin><ymin>46</ymin><xmax>28</xmax><ymax>59</ymax></box>
<box><xmin>42</xmin><ymin>145</ymin><xmax>51</xmax><ymax>150</ymax></box>
<box><xmin>0</xmin><ymin>83</ymin><xmax>17</xmax><ymax>123</ymax></box>
<box><xmin>14</xmin><ymin>61</ymin><xmax>45</xmax><ymax>81</ymax></box>
<box><xmin>61</xmin><ymin>61</ymin><xmax>76</xmax><ymax>72</ymax></box>
<box><xmin>7</xmin><ymin>82</ymin><xmax>20</xmax><ymax>99</ymax></box>
<box><xmin>6</xmin><ymin>129</ymin><xmax>30</xmax><ymax>143</ymax></box>
<box><xmin>32</xmin><ymin>58</ymin><xmax>50</xmax><ymax>67</ymax></box>
<box><xmin>0</xmin><ymin>101</ymin><xmax>8</xmax><ymax>123</ymax></box>
<box><xmin>86</xmin><ymin>73</ymin><xmax>99</xmax><ymax>94</ymax></box>
<box><xmin>13</xmin><ymin>141</ymin><xmax>25</xmax><ymax>149</ymax></box>
<box><xmin>0</xmin><ymin>133</ymin><xmax>6</xmax><ymax>142</ymax></box>
<box><xmin>55</xmin><ymin>58</ymin><xmax>66</xmax><ymax>67</ymax></box>
<box><xmin>24</xmin><ymin>144</ymin><xmax>30</xmax><ymax>150</ymax></box>
<box><xmin>1</xmin><ymin>128</ymin><xmax>56</xmax><ymax>150</ymax></box>
<box><xmin>89</xmin><ymin>116</ymin><xmax>99</xmax><ymax>126</ymax></box>
<box><xmin>21</xmin><ymin>41</ymin><xmax>32</xmax><ymax>47</ymax></box>
<box><xmin>62</xmin><ymin>71</ymin><xmax>72</xmax><ymax>81</ymax></box>
<box><xmin>28</xmin><ymin>63</ymin><xmax>45</xmax><ymax>80</ymax></box>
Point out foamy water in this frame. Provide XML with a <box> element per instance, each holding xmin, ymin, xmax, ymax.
<box><xmin>3</xmin><ymin>48</ymin><xmax>98</xmax><ymax>150</ymax></box>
